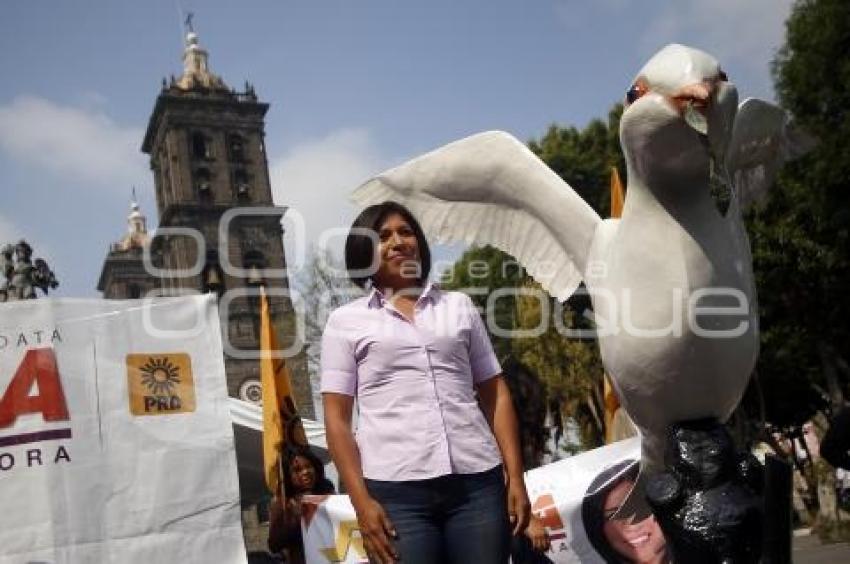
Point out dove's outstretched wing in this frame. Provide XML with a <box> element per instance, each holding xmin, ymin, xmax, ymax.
<box><xmin>352</xmin><ymin>131</ymin><xmax>602</xmax><ymax>301</ymax></box>
<box><xmin>726</xmin><ymin>98</ymin><xmax>816</xmax><ymax>209</ymax></box>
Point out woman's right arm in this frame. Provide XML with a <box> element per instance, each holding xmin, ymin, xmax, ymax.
<box><xmin>323</xmin><ymin>393</ymin><xmax>399</xmax><ymax>564</ymax></box>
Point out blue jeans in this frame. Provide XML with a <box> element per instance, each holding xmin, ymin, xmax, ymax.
<box><xmin>364</xmin><ymin>465</ymin><xmax>510</xmax><ymax>564</ymax></box>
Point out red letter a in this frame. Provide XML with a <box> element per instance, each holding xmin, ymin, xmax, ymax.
<box><xmin>0</xmin><ymin>348</ymin><xmax>69</xmax><ymax>428</ymax></box>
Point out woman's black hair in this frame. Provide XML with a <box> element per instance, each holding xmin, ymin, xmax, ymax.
<box><xmin>282</xmin><ymin>445</ymin><xmax>335</xmax><ymax>496</ymax></box>
<box><xmin>581</xmin><ymin>459</ymin><xmax>640</xmax><ymax>563</ymax></box>
<box><xmin>344</xmin><ymin>201</ymin><xmax>431</xmax><ymax>288</ymax></box>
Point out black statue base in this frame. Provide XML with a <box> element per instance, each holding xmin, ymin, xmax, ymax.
<box><xmin>645</xmin><ymin>418</ymin><xmax>764</xmax><ymax>564</ymax></box>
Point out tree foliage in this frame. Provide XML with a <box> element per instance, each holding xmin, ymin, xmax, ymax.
<box><xmin>742</xmin><ymin>0</ymin><xmax>850</xmax><ymax>432</ymax></box>
<box><xmin>295</xmin><ymin>247</ymin><xmax>364</xmax><ymax>409</ymax></box>
<box><xmin>512</xmin><ymin>279</ymin><xmax>605</xmax><ymax>449</ymax></box>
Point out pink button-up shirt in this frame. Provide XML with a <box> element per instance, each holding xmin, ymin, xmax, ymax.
<box><xmin>320</xmin><ymin>283</ymin><xmax>503</xmax><ymax>481</ymax></box>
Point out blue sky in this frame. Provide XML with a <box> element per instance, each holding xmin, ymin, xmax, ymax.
<box><xmin>0</xmin><ymin>0</ymin><xmax>793</xmax><ymax>297</ymax></box>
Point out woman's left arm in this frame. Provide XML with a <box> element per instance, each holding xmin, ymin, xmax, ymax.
<box><xmin>477</xmin><ymin>375</ymin><xmax>530</xmax><ymax>535</ymax></box>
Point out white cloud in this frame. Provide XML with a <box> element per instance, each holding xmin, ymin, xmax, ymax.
<box><xmin>640</xmin><ymin>0</ymin><xmax>793</xmax><ymax>88</ymax></box>
<box><xmin>0</xmin><ymin>96</ymin><xmax>148</xmax><ymax>190</ymax></box>
<box><xmin>270</xmin><ymin>128</ymin><xmax>391</xmax><ymax>272</ymax></box>
<box><xmin>0</xmin><ymin>213</ymin><xmax>52</xmax><ymax>258</ymax></box>
<box><xmin>0</xmin><ymin>215</ymin><xmax>18</xmax><ymax>245</ymax></box>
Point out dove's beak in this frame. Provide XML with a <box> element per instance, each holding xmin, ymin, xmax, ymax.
<box><xmin>670</xmin><ymin>82</ymin><xmax>715</xmax><ymax>136</ymax></box>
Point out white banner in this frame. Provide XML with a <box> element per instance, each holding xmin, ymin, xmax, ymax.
<box><xmin>301</xmin><ymin>495</ymin><xmax>365</xmax><ymax>564</ymax></box>
<box><xmin>300</xmin><ymin>438</ymin><xmax>660</xmax><ymax>564</ymax></box>
<box><xmin>0</xmin><ymin>296</ymin><xmax>246</xmax><ymax>564</ymax></box>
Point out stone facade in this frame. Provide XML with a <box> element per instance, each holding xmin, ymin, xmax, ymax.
<box><xmin>97</xmin><ymin>32</ymin><xmax>312</xmax><ymax>419</ymax></box>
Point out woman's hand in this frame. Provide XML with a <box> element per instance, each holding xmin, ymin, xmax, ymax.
<box><xmin>506</xmin><ymin>476</ymin><xmax>531</xmax><ymax>536</ymax></box>
<box><xmin>525</xmin><ymin>515</ymin><xmax>550</xmax><ymax>552</ymax></box>
<box><xmin>353</xmin><ymin>496</ymin><xmax>399</xmax><ymax>564</ymax></box>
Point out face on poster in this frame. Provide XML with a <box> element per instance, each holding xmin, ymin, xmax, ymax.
<box><xmin>524</xmin><ymin>438</ymin><xmax>669</xmax><ymax>564</ymax></box>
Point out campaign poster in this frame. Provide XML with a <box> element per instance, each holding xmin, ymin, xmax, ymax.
<box><xmin>0</xmin><ymin>296</ymin><xmax>246</xmax><ymax>563</ymax></box>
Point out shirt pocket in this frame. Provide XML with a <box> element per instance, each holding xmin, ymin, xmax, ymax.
<box><xmin>428</xmin><ymin>322</ymin><xmax>473</xmax><ymax>374</ymax></box>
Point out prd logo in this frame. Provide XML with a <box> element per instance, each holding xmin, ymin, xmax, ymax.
<box><xmin>127</xmin><ymin>353</ymin><xmax>196</xmax><ymax>416</ymax></box>
<box><xmin>140</xmin><ymin>357</ymin><xmax>181</xmax><ymax>395</ymax></box>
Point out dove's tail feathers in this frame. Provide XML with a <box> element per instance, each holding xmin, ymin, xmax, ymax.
<box><xmin>352</xmin><ymin>131</ymin><xmax>601</xmax><ymax>301</ymax></box>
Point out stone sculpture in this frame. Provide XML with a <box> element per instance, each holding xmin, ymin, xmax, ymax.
<box><xmin>0</xmin><ymin>240</ymin><xmax>59</xmax><ymax>302</ymax></box>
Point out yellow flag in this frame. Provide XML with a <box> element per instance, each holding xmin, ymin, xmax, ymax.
<box><xmin>610</xmin><ymin>166</ymin><xmax>625</xmax><ymax>219</ymax></box>
<box><xmin>605</xmin><ymin>166</ymin><xmax>626</xmax><ymax>442</ymax></box>
<box><xmin>603</xmin><ymin>374</ymin><xmax>621</xmax><ymax>443</ymax></box>
<box><xmin>261</xmin><ymin>288</ymin><xmax>308</xmax><ymax>495</ymax></box>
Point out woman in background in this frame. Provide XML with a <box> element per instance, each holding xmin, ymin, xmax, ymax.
<box><xmin>268</xmin><ymin>446</ymin><xmax>335</xmax><ymax>564</ymax></box>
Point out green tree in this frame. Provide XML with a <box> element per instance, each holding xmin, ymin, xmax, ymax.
<box><xmin>735</xmin><ymin>0</ymin><xmax>850</xmax><ymax>529</ymax></box>
<box><xmin>512</xmin><ymin>279</ymin><xmax>605</xmax><ymax>450</ymax></box>
<box><xmin>743</xmin><ymin>0</ymin><xmax>850</xmax><ymax>434</ymax></box>
<box><xmin>294</xmin><ymin>247</ymin><xmax>364</xmax><ymax>412</ymax></box>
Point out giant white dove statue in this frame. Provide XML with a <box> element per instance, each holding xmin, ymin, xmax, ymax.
<box><xmin>351</xmin><ymin>44</ymin><xmax>810</xmax><ymax>508</ymax></box>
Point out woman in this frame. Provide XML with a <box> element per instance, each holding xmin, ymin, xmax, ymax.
<box><xmin>581</xmin><ymin>460</ymin><xmax>669</xmax><ymax>564</ymax></box>
<box><xmin>268</xmin><ymin>446</ymin><xmax>335</xmax><ymax>563</ymax></box>
<box><xmin>322</xmin><ymin>201</ymin><xmax>530</xmax><ymax>564</ymax></box>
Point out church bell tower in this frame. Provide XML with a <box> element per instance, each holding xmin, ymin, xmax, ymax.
<box><xmin>131</xmin><ymin>28</ymin><xmax>311</xmax><ymax>416</ymax></box>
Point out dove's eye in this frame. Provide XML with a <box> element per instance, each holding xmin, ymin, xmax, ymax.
<box><xmin>625</xmin><ymin>83</ymin><xmax>647</xmax><ymax>105</ymax></box>
<box><xmin>718</xmin><ymin>70</ymin><xmax>729</xmax><ymax>82</ymax></box>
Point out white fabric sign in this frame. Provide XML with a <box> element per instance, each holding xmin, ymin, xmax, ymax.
<box><xmin>301</xmin><ymin>495</ymin><xmax>365</xmax><ymax>564</ymax></box>
<box><xmin>0</xmin><ymin>296</ymin><xmax>246</xmax><ymax>563</ymax></box>
<box><xmin>300</xmin><ymin>438</ymin><xmax>648</xmax><ymax>563</ymax></box>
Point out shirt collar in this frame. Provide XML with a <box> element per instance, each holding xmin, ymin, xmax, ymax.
<box><xmin>367</xmin><ymin>281</ymin><xmax>441</xmax><ymax>309</ymax></box>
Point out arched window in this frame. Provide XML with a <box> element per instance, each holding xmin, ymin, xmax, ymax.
<box><xmin>201</xmin><ymin>250</ymin><xmax>225</xmax><ymax>296</ymax></box>
<box><xmin>243</xmin><ymin>250</ymin><xmax>266</xmax><ymax>285</ymax></box>
<box><xmin>128</xmin><ymin>283</ymin><xmax>141</xmax><ymax>299</ymax></box>
<box><xmin>195</xmin><ymin>167</ymin><xmax>212</xmax><ymax>197</ymax></box>
<box><xmin>201</xmin><ymin>263</ymin><xmax>225</xmax><ymax>295</ymax></box>
<box><xmin>191</xmin><ymin>132</ymin><xmax>212</xmax><ymax>160</ymax></box>
<box><xmin>234</xmin><ymin>168</ymin><xmax>250</xmax><ymax>200</ymax></box>
<box><xmin>228</xmin><ymin>134</ymin><xmax>246</xmax><ymax>162</ymax></box>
